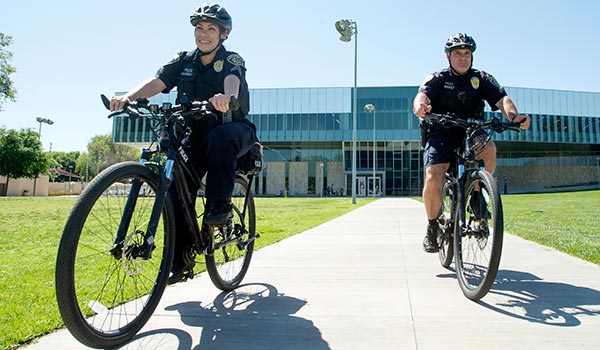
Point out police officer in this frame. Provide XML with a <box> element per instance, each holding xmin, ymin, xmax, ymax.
<box><xmin>110</xmin><ymin>3</ymin><xmax>258</xmax><ymax>282</ymax></box>
<box><xmin>413</xmin><ymin>33</ymin><xmax>530</xmax><ymax>253</ymax></box>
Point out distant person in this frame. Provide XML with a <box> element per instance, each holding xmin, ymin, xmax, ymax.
<box><xmin>412</xmin><ymin>32</ymin><xmax>530</xmax><ymax>253</ymax></box>
<box><xmin>109</xmin><ymin>3</ymin><xmax>258</xmax><ymax>283</ymax></box>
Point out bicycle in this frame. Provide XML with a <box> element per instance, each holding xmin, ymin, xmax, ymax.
<box><xmin>55</xmin><ymin>94</ymin><xmax>263</xmax><ymax>349</ymax></box>
<box><xmin>422</xmin><ymin>113</ymin><xmax>521</xmax><ymax>300</ymax></box>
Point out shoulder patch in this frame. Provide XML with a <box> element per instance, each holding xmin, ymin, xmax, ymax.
<box><xmin>421</xmin><ymin>74</ymin><xmax>434</xmax><ymax>85</ymax></box>
<box><xmin>214</xmin><ymin>59</ymin><xmax>224</xmax><ymax>72</ymax></box>
<box><xmin>226</xmin><ymin>53</ymin><xmax>245</xmax><ymax>67</ymax></box>
<box><xmin>488</xmin><ymin>74</ymin><xmax>501</xmax><ymax>89</ymax></box>
<box><xmin>166</xmin><ymin>53</ymin><xmax>182</xmax><ymax>65</ymax></box>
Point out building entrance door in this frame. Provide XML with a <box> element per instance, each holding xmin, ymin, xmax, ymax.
<box><xmin>368</xmin><ymin>176</ymin><xmax>381</xmax><ymax>196</ymax></box>
<box><xmin>356</xmin><ymin>176</ymin><xmax>366</xmax><ymax>196</ymax></box>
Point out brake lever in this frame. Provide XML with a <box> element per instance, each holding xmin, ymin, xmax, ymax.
<box><xmin>126</xmin><ymin>106</ymin><xmax>142</xmax><ymax>121</ymax></box>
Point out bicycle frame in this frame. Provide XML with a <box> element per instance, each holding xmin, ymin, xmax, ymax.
<box><xmin>109</xmin><ymin>97</ymin><xmax>255</xmax><ymax>261</ymax></box>
<box><xmin>426</xmin><ymin>112</ymin><xmax>522</xmax><ymax>299</ymax></box>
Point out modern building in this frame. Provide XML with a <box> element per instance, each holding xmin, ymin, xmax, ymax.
<box><xmin>112</xmin><ymin>86</ymin><xmax>600</xmax><ymax>197</ymax></box>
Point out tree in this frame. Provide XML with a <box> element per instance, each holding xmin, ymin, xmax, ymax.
<box><xmin>0</xmin><ymin>127</ymin><xmax>49</xmax><ymax>195</ymax></box>
<box><xmin>47</xmin><ymin>150</ymin><xmax>81</xmax><ymax>181</ymax></box>
<box><xmin>75</xmin><ymin>135</ymin><xmax>138</xmax><ymax>181</ymax></box>
<box><xmin>0</xmin><ymin>33</ymin><xmax>17</xmax><ymax>111</ymax></box>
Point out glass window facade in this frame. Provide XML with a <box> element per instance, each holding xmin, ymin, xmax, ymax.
<box><xmin>112</xmin><ymin>86</ymin><xmax>600</xmax><ymax>196</ymax></box>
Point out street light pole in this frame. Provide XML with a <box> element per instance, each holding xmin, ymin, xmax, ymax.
<box><xmin>33</xmin><ymin>117</ymin><xmax>54</xmax><ymax>196</ymax></box>
<box><xmin>364</xmin><ymin>104</ymin><xmax>376</xmax><ymax>197</ymax></box>
<box><xmin>335</xmin><ymin>18</ymin><xmax>358</xmax><ymax>204</ymax></box>
<box><xmin>320</xmin><ymin>162</ymin><xmax>324</xmax><ymax>198</ymax></box>
<box><xmin>372</xmin><ymin>108</ymin><xmax>376</xmax><ymax>196</ymax></box>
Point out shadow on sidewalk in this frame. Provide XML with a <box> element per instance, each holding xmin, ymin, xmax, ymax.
<box><xmin>479</xmin><ymin>270</ymin><xmax>600</xmax><ymax>326</ymax></box>
<box><xmin>125</xmin><ymin>283</ymin><xmax>330</xmax><ymax>350</ymax></box>
<box><xmin>436</xmin><ymin>269</ymin><xmax>600</xmax><ymax>326</ymax></box>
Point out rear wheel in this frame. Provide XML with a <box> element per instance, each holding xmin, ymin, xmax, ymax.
<box><xmin>454</xmin><ymin>170</ymin><xmax>503</xmax><ymax>300</ymax></box>
<box><xmin>55</xmin><ymin>162</ymin><xmax>175</xmax><ymax>349</ymax></box>
<box><xmin>438</xmin><ymin>178</ymin><xmax>455</xmax><ymax>268</ymax></box>
<box><xmin>205</xmin><ymin>176</ymin><xmax>256</xmax><ymax>291</ymax></box>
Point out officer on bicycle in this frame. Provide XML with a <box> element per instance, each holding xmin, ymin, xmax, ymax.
<box><xmin>110</xmin><ymin>3</ymin><xmax>258</xmax><ymax>282</ymax></box>
<box><xmin>412</xmin><ymin>33</ymin><xmax>530</xmax><ymax>253</ymax></box>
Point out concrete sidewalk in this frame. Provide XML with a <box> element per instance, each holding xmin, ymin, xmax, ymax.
<box><xmin>24</xmin><ymin>198</ymin><xmax>600</xmax><ymax>349</ymax></box>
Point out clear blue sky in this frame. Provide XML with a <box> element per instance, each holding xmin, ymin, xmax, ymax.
<box><xmin>2</xmin><ymin>0</ymin><xmax>599</xmax><ymax>152</ymax></box>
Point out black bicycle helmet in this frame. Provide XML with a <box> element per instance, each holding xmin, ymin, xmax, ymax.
<box><xmin>190</xmin><ymin>3</ymin><xmax>232</xmax><ymax>32</ymax></box>
<box><xmin>444</xmin><ymin>33</ymin><xmax>476</xmax><ymax>53</ymax></box>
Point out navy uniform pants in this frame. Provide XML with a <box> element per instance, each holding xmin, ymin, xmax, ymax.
<box><xmin>169</xmin><ymin>118</ymin><xmax>258</xmax><ymax>267</ymax></box>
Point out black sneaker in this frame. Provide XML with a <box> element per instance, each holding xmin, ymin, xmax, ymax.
<box><xmin>205</xmin><ymin>200</ymin><xmax>234</xmax><ymax>225</ymax></box>
<box><xmin>469</xmin><ymin>192</ymin><xmax>490</xmax><ymax>220</ymax></box>
<box><xmin>167</xmin><ymin>264</ymin><xmax>194</xmax><ymax>285</ymax></box>
<box><xmin>423</xmin><ymin>223</ymin><xmax>440</xmax><ymax>253</ymax></box>
<box><xmin>167</xmin><ymin>267</ymin><xmax>187</xmax><ymax>285</ymax></box>
<box><xmin>167</xmin><ymin>247</ymin><xmax>196</xmax><ymax>285</ymax></box>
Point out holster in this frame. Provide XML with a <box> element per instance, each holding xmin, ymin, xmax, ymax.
<box><xmin>419</xmin><ymin>119</ymin><xmax>428</xmax><ymax>149</ymax></box>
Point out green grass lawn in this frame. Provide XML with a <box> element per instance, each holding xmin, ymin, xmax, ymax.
<box><xmin>0</xmin><ymin>196</ymin><xmax>374</xmax><ymax>350</ymax></box>
<box><xmin>0</xmin><ymin>191</ymin><xmax>598</xmax><ymax>349</ymax></box>
<box><xmin>502</xmin><ymin>190</ymin><xmax>600</xmax><ymax>265</ymax></box>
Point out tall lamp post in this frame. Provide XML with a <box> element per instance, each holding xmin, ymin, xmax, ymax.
<box><xmin>335</xmin><ymin>18</ymin><xmax>358</xmax><ymax>204</ymax></box>
<box><xmin>320</xmin><ymin>162</ymin><xmax>324</xmax><ymax>197</ymax></box>
<box><xmin>364</xmin><ymin>104</ymin><xmax>376</xmax><ymax>197</ymax></box>
<box><xmin>33</xmin><ymin>117</ymin><xmax>54</xmax><ymax>196</ymax></box>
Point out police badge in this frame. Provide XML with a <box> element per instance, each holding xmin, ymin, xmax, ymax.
<box><xmin>214</xmin><ymin>60</ymin><xmax>224</xmax><ymax>72</ymax></box>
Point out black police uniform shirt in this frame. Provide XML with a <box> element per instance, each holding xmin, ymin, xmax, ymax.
<box><xmin>418</xmin><ymin>67</ymin><xmax>507</xmax><ymax>121</ymax></box>
<box><xmin>155</xmin><ymin>45</ymin><xmax>250</xmax><ymax>121</ymax></box>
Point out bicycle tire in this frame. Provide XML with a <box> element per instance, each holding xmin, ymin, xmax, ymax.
<box><xmin>454</xmin><ymin>169</ymin><xmax>503</xmax><ymax>300</ymax></box>
<box><xmin>438</xmin><ymin>179</ymin><xmax>455</xmax><ymax>268</ymax></box>
<box><xmin>205</xmin><ymin>176</ymin><xmax>256</xmax><ymax>291</ymax></box>
<box><xmin>55</xmin><ymin>161</ymin><xmax>175</xmax><ymax>349</ymax></box>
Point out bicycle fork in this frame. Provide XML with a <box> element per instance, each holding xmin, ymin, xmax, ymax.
<box><xmin>111</xmin><ymin>150</ymin><xmax>175</xmax><ymax>260</ymax></box>
<box><xmin>456</xmin><ymin>158</ymin><xmax>485</xmax><ymax>235</ymax></box>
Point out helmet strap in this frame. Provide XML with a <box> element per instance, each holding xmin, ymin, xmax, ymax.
<box><xmin>199</xmin><ymin>42</ymin><xmax>222</xmax><ymax>56</ymax></box>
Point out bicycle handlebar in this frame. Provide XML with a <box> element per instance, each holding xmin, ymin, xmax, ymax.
<box><xmin>423</xmin><ymin>112</ymin><xmax>522</xmax><ymax>133</ymax></box>
<box><xmin>100</xmin><ymin>94</ymin><xmax>240</xmax><ymax>120</ymax></box>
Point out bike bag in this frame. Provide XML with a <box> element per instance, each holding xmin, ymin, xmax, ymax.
<box><xmin>237</xmin><ymin>142</ymin><xmax>264</xmax><ymax>175</ymax></box>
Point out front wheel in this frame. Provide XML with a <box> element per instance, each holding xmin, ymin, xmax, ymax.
<box><xmin>454</xmin><ymin>170</ymin><xmax>503</xmax><ymax>300</ymax></box>
<box><xmin>205</xmin><ymin>176</ymin><xmax>256</xmax><ymax>291</ymax></box>
<box><xmin>55</xmin><ymin>162</ymin><xmax>175</xmax><ymax>349</ymax></box>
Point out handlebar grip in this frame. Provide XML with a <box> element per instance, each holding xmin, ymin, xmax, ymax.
<box><xmin>507</xmin><ymin>122</ymin><xmax>522</xmax><ymax>131</ymax></box>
